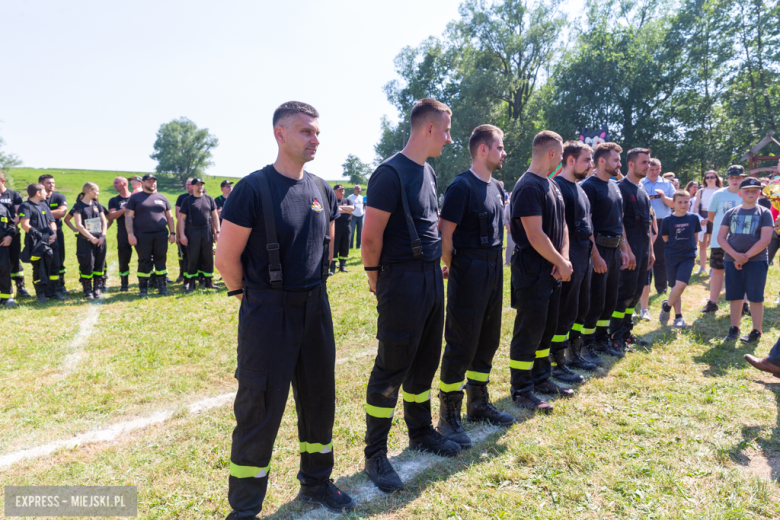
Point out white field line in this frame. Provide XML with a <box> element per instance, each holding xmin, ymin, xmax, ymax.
<box><xmin>60</xmin><ymin>305</ymin><xmax>101</xmax><ymax>375</ymax></box>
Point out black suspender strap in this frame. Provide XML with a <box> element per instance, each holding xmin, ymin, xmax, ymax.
<box><xmin>464</xmin><ymin>170</ymin><xmax>494</xmax><ymax>249</ymax></box>
<box><xmin>311</xmin><ymin>174</ymin><xmax>332</xmax><ymax>280</ymax></box>
<box><xmin>380</xmin><ymin>163</ymin><xmax>423</xmax><ymax>260</ymax></box>
<box><xmin>256</xmin><ymin>170</ymin><xmax>283</xmax><ymax>290</ymax></box>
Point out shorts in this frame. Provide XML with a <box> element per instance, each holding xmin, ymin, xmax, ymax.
<box><xmin>710</xmin><ymin>248</ymin><xmax>725</xmax><ymax>270</ymax></box>
<box><xmin>666</xmin><ymin>257</ymin><xmax>695</xmax><ymax>287</ymax></box>
<box><xmin>725</xmin><ymin>260</ymin><xmax>768</xmax><ymax>303</ymax></box>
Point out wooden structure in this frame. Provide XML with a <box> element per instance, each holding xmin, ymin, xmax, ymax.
<box><xmin>741</xmin><ymin>131</ymin><xmax>780</xmax><ymax>176</ymax></box>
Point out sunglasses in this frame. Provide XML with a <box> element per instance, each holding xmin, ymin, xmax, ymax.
<box><xmin>705</xmin><ymin>176</ymin><xmax>717</xmax><ymax>179</ymax></box>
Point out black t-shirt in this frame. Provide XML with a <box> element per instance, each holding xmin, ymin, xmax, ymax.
<box><xmin>580</xmin><ymin>176</ymin><xmax>624</xmax><ymax>236</ymax></box>
<box><xmin>176</xmin><ymin>193</ymin><xmax>190</xmax><ymax>209</ymax></box>
<box><xmin>758</xmin><ymin>198</ymin><xmax>772</xmax><ymax>210</ymax></box>
<box><xmin>661</xmin><ymin>213</ymin><xmax>702</xmax><ymax>261</ymax></box>
<box><xmin>510</xmin><ymin>171</ymin><xmax>566</xmax><ymax>253</ymax></box>
<box><xmin>336</xmin><ymin>198</ymin><xmax>352</xmax><ymax>227</ymax></box>
<box><xmin>45</xmin><ymin>192</ymin><xmax>67</xmax><ymax>229</ymax></box>
<box><xmin>126</xmin><ymin>192</ymin><xmax>171</xmax><ymax>234</ymax></box>
<box><xmin>440</xmin><ymin>170</ymin><xmax>504</xmax><ymax>250</ymax></box>
<box><xmin>18</xmin><ymin>200</ymin><xmax>54</xmax><ymax>232</ymax></box>
<box><xmin>221</xmin><ymin>165</ymin><xmax>339</xmax><ymax>291</ymax></box>
<box><xmin>552</xmin><ymin>176</ymin><xmax>592</xmax><ymax>245</ymax></box>
<box><xmin>0</xmin><ymin>203</ymin><xmax>16</xmax><ymax>238</ymax></box>
<box><xmin>619</xmin><ymin>178</ymin><xmax>652</xmax><ymax>250</ymax></box>
<box><xmin>180</xmin><ymin>194</ymin><xmax>216</xmax><ymax>229</ymax></box>
<box><xmin>108</xmin><ymin>195</ymin><xmax>130</xmax><ymax>237</ymax></box>
<box><xmin>71</xmin><ymin>200</ymin><xmax>104</xmax><ymax>238</ymax></box>
<box><xmin>215</xmin><ymin>195</ymin><xmax>227</xmax><ymax>211</ymax></box>
<box><xmin>366</xmin><ymin>153</ymin><xmax>442</xmax><ymax>263</ymax></box>
<box><xmin>0</xmin><ymin>189</ymin><xmax>23</xmax><ymax>219</ymax></box>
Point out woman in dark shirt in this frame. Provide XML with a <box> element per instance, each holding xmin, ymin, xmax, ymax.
<box><xmin>72</xmin><ymin>182</ymin><xmax>108</xmax><ymax>300</ymax></box>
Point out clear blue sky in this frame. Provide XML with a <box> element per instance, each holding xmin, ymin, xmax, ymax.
<box><xmin>1</xmin><ymin>0</ymin><xmax>583</xmax><ymax>180</ymax></box>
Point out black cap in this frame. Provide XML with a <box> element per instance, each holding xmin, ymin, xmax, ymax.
<box><xmin>131</xmin><ymin>175</ymin><xmax>143</xmax><ymax>182</ymax></box>
<box><xmin>333</xmin><ymin>184</ymin><xmax>345</xmax><ymax>190</ymax></box>
<box><xmin>727</xmin><ymin>165</ymin><xmax>746</xmax><ymax>177</ymax></box>
<box><xmin>739</xmin><ymin>177</ymin><xmax>762</xmax><ymax>189</ymax></box>
<box><xmin>220</xmin><ymin>180</ymin><xmax>233</xmax><ymax>188</ymax></box>
<box><xmin>142</xmin><ymin>173</ymin><xmax>157</xmax><ymax>181</ymax></box>
<box><xmin>191</xmin><ymin>178</ymin><xmax>205</xmax><ymax>185</ymax></box>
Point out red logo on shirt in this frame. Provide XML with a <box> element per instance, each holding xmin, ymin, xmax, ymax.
<box><xmin>311</xmin><ymin>199</ymin><xmax>323</xmax><ymax>212</ymax></box>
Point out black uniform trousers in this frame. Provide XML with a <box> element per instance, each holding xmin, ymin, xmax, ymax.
<box><xmin>610</xmin><ymin>242</ymin><xmax>650</xmax><ymax>340</ymax></box>
<box><xmin>229</xmin><ymin>283</ymin><xmax>336</xmax><ymax>518</ymax></box>
<box><xmin>118</xmin><ymin>233</ymin><xmax>133</xmax><ymax>277</ymax></box>
<box><xmin>76</xmin><ymin>237</ymin><xmax>107</xmax><ymax>280</ymax></box>
<box><xmin>135</xmin><ymin>231</ymin><xmax>168</xmax><ymax>280</ymax></box>
<box><xmin>569</xmin><ymin>260</ymin><xmax>593</xmax><ymax>342</ymax></box>
<box><xmin>57</xmin><ymin>227</ymin><xmax>66</xmax><ymax>275</ymax></box>
<box><xmin>10</xmin><ymin>232</ymin><xmax>23</xmax><ymax>279</ymax></box>
<box><xmin>509</xmin><ymin>248</ymin><xmax>562</xmax><ymax>393</ymax></box>
<box><xmin>185</xmin><ymin>227</ymin><xmax>214</xmax><ymax>278</ymax></box>
<box><xmin>0</xmin><ymin>246</ymin><xmax>11</xmax><ymax>299</ymax></box>
<box><xmin>439</xmin><ymin>248</ymin><xmax>503</xmax><ymax>392</ymax></box>
<box><xmin>583</xmin><ymin>244</ymin><xmax>621</xmax><ymax>344</ymax></box>
<box><xmin>651</xmin><ymin>219</ymin><xmax>667</xmax><ymax>293</ymax></box>
<box><xmin>31</xmin><ymin>244</ymin><xmax>57</xmax><ymax>296</ymax></box>
<box><xmin>365</xmin><ymin>261</ymin><xmax>445</xmax><ymax>458</ymax></box>
<box><xmin>334</xmin><ymin>223</ymin><xmax>349</xmax><ymax>262</ymax></box>
<box><xmin>551</xmin><ymin>240</ymin><xmax>592</xmax><ymax>355</ymax></box>
<box><xmin>178</xmin><ymin>243</ymin><xmax>189</xmax><ymax>278</ymax></box>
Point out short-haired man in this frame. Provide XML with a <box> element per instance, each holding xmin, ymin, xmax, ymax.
<box><xmin>362</xmin><ymin>98</ymin><xmax>460</xmax><ymax>492</ymax></box>
<box><xmin>125</xmin><ymin>174</ymin><xmax>176</xmax><ymax>297</ymax></box>
<box><xmin>640</xmin><ymin>159</ymin><xmax>675</xmax><ymax>294</ymax></box>
<box><xmin>437</xmin><ymin>124</ymin><xmax>515</xmax><ymax>449</ymax></box>
<box><xmin>0</xmin><ymin>191</ymin><xmax>18</xmax><ymax>307</ymax></box>
<box><xmin>609</xmin><ymin>148</ymin><xmax>655</xmax><ymax>351</ymax></box>
<box><xmin>108</xmin><ymin>177</ymin><xmax>133</xmax><ymax>291</ymax></box>
<box><xmin>551</xmin><ymin>140</ymin><xmax>597</xmax><ymax>375</ymax></box>
<box><xmin>130</xmin><ymin>175</ymin><xmax>143</xmax><ymax>194</ymax></box>
<box><xmin>0</xmin><ymin>171</ymin><xmax>28</xmax><ymax>297</ymax></box>
<box><xmin>18</xmin><ymin>183</ymin><xmax>59</xmax><ymax>302</ymax></box>
<box><xmin>216</xmin><ymin>101</ymin><xmax>353</xmax><ymax>517</ymax></box>
<box><xmin>214</xmin><ymin>180</ymin><xmax>232</xmax><ymax>223</ymax></box>
<box><xmin>175</xmin><ymin>179</ymin><xmax>194</xmax><ymax>284</ymax></box>
<box><xmin>347</xmin><ymin>185</ymin><xmax>364</xmax><ymax>249</ymax></box>
<box><xmin>39</xmin><ymin>174</ymin><xmax>68</xmax><ymax>295</ymax></box>
<box><xmin>330</xmin><ymin>184</ymin><xmax>353</xmax><ymax>274</ymax></box>
<box><xmin>580</xmin><ymin>143</ymin><xmax>632</xmax><ymax>360</ymax></box>
<box><xmin>178</xmin><ymin>178</ymin><xmax>220</xmax><ymax>292</ymax></box>
<box><xmin>509</xmin><ymin>130</ymin><xmax>572</xmax><ymax>412</ymax></box>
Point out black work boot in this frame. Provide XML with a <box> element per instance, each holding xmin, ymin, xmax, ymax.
<box><xmin>92</xmin><ymin>278</ymin><xmax>103</xmax><ymax>299</ymax></box>
<box><xmin>120</xmin><ymin>275</ymin><xmax>129</xmax><ymax>292</ymax></box>
<box><xmin>1</xmin><ymin>297</ymin><xmax>17</xmax><ymax>308</ymax></box>
<box><xmin>364</xmin><ymin>453</ymin><xmax>404</xmax><ymax>493</ymax></box>
<box><xmin>339</xmin><ymin>259</ymin><xmax>349</xmax><ymax>273</ymax></box>
<box><xmin>329</xmin><ymin>261</ymin><xmax>336</xmax><ymax>276</ymax></box>
<box><xmin>297</xmin><ymin>479</ymin><xmax>355</xmax><ymax>514</ymax></box>
<box><xmin>464</xmin><ymin>383</ymin><xmax>514</xmax><ymax>426</ymax></box>
<box><xmin>185</xmin><ymin>279</ymin><xmax>196</xmax><ymax>294</ymax></box>
<box><xmin>149</xmin><ymin>274</ymin><xmax>158</xmax><ymax>289</ymax></box>
<box><xmin>34</xmin><ymin>283</ymin><xmax>47</xmax><ymax>303</ymax></box>
<box><xmin>139</xmin><ymin>278</ymin><xmax>148</xmax><ymax>297</ymax></box>
<box><xmin>512</xmin><ymin>391</ymin><xmax>553</xmax><ymax>413</ymax></box>
<box><xmin>15</xmin><ymin>277</ymin><xmax>31</xmax><ymax>298</ymax></box>
<box><xmin>50</xmin><ymin>280</ymin><xmax>67</xmax><ymax>300</ymax></box>
<box><xmin>579</xmin><ymin>339</ymin><xmax>605</xmax><ymax>367</ymax></box>
<box><xmin>534</xmin><ymin>379</ymin><xmax>575</xmax><ymax>397</ymax></box>
<box><xmin>567</xmin><ymin>338</ymin><xmax>597</xmax><ymax>371</ymax></box>
<box><xmin>82</xmin><ymin>279</ymin><xmax>94</xmax><ymax>300</ymax></box>
<box><xmin>205</xmin><ymin>277</ymin><xmax>216</xmax><ymax>289</ymax></box>
<box><xmin>436</xmin><ymin>391</ymin><xmax>472</xmax><ymax>449</ymax></box>
<box><xmin>550</xmin><ymin>350</ymin><xmax>586</xmax><ymax>384</ymax></box>
<box><xmin>602</xmin><ymin>337</ymin><xmax>626</xmax><ymax>358</ymax></box>
<box><xmin>59</xmin><ymin>273</ymin><xmax>69</xmax><ymax>294</ymax></box>
<box><xmin>158</xmin><ymin>277</ymin><xmax>169</xmax><ymax>296</ymax></box>
<box><xmin>409</xmin><ymin>426</ymin><xmax>462</xmax><ymax>457</ymax></box>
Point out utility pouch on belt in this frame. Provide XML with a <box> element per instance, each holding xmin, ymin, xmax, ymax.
<box><xmin>595</xmin><ymin>234</ymin><xmax>621</xmax><ymax>248</ymax></box>
<box><xmin>463</xmin><ymin>171</ymin><xmax>503</xmax><ymax>249</ymax></box>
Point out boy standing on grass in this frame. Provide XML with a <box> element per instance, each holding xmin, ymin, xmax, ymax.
<box><xmin>659</xmin><ymin>190</ymin><xmax>701</xmax><ymax>328</ymax></box>
<box><xmin>718</xmin><ymin>177</ymin><xmax>774</xmax><ymax>343</ymax></box>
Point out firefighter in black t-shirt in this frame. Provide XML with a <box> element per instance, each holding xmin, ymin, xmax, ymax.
<box><xmin>0</xmin><ymin>171</ymin><xmax>28</xmax><ymax>298</ymax></box>
<box><xmin>39</xmin><ymin>174</ymin><xmax>67</xmax><ymax>295</ymax></box>
<box><xmin>18</xmin><ymin>183</ymin><xmax>60</xmax><ymax>302</ymax></box>
<box><xmin>509</xmin><ymin>131</ymin><xmax>572</xmax><ymax>413</ymax></box>
<box><xmin>71</xmin><ymin>182</ymin><xmax>108</xmax><ymax>300</ymax></box>
<box><xmin>175</xmin><ymin>179</ymin><xmax>194</xmax><ymax>283</ymax></box>
<box><xmin>108</xmin><ymin>177</ymin><xmax>133</xmax><ymax>291</ymax></box>
<box><xmin>126</xmin><ymin>174</ymin><xmax>176</xmax><ymax>297</ymax></box>
<box><xmin>437</xmin><ymin>125</ymin><xmax>515</xmax><ymax>449</ymax></box>
<box><xmin>214</xmin><ymin>180</ymin><xmax>232</xmax><ymax>223</ymax></box>
<box><xmin>215</xmin><ymin>102</ymin><xmax>353</xmax><ymax>517</ymax></box>
<box><xmin>178</xmin><ymin>178</ymin><xmax>220</xmax><ymax>292</ymax></box>
<box><xmin>0</xmin><ymin>197</ymin><xmax>18</xmax><ymax>307</ymax></box>
<box><xmin>331</xmin><ymin>184</ymin><xmax>353</xmax><ymax>275</ymax></box>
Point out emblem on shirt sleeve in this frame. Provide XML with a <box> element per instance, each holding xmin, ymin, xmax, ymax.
<box><xmin>311</xmin><ymin>199</ymin><xmax>323</xmax><ymax>212</ymax></box>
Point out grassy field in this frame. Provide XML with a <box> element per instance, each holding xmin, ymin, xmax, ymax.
<box><xmin>2</xmin><ymin>170</ymin><xmax>780</xmax><ymax>518</ymax></box>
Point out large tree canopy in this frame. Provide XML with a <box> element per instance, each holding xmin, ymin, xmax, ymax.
<box><xmin>150</xmin><ymin>118</ymin><xmax>218</xmax><ymax>185</ymax></box>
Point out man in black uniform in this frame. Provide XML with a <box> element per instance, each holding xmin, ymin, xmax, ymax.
<box><xmin>437</xmin><ymin>124</ymin><xmax>515</xmax><ymax>449</ymax></box>
<box><xmin>39</xmin><ymin>174</ymin><xmax>67</xmax><ymax>295</ymax></box>
<box><xmin>215</xmin><ymin>180</ymin><xmax>232</xmax><ymax>222</ymax></box>
<box><xmin>362</xmin><ymin>98</ymin><xmax>460</xmax><ymax>492</ymax></box>
<box><xmin>175</xmin><ymin>179</ymin><xmax>194</xmax><ymax>283</ymax></box>
<box><xmin>18</xmin><ymin>183</ymin><xmax>59</xmax><ymax>302</ymax></box>
<box><xmin>509</xmin><ymin>131</ymin><xmax>573</xmax><ymax>412</ymax></box>
<box><xmin>126</xmin><ymin>174</ymin><xmax>176</xmax><ymax>297</ymax></box>
<box><xmin>0</xmin><ymin>194</ymin><xmax>18</xmax><ymax>307</ymax></box>
<box><xmin>216</xmin><ymin>101</ymin><xmax>353</xmax><ymax>518</ymax></box>
<box><xmin>0</xmin><ymin>171</ymin><xmax>28</xmax><ymax>297</ymax></box>
<box><xmin>330</xmin><ymin>184</ymin><xmax>353</xmax><ymax>275</ymax></box>
<box><xmin>580</xmin><ymin>143</ymin><xmax>633</xmax><ymax>360</ymax></box>
<box><xmin>549</xmin><ymin>141</ymin><xmax>597</xmax><ymax>378</ymax></box>
<box><xmin>178</xmin><ymin>178</ymin><xmax>220</xmax><ymax>292</ymax></box>
<box><xmin>609</xmin><ymin>148</ymin><xmax>655</xmax><ymax>352</ymax></box>
<box><xmin>108</xmin><ymin>177</ymin><xmax>133</xmax><ymax>291</ymax></box>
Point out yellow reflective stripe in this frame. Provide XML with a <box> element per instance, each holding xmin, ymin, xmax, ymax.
<box><xmin>0</xmin><ymin>217</ymin><xmax>7</xmax><ymax>222</ymax></box>
<box><xmin>119</xmin><ymin>271</ymin><xmax>130</xmax><ymax>276</ymax></box>
<box><xmin>18</xmin><ymin>213</ymin><xmax>26</xmax><ymax>217</ymax></box>
<box><xmin>510</xmin><ymin>359</ymin><xmax>534</xmax><ymax>370</ymax></box>
<box><xmin>0</xmin><ymin>293</ymin><xmax>10</xmax><ymax>298</ymax></box>
<box><xmin>198</xmin><ymin>271</ymin><xmax>214</xmax><ymax>277</ymax></box>
<box><xmin>31</xmin><ymin>256</ymin><xmax>41</xmax><ymax>261</ymax></box>
<box><xmin>439</xmin><ymin>380</ymin><xmax>465</xmax><ymax>393</ymax></box>
<box><xmin>596</xmin><ymin>319</ymin><xmax>610</xmax><ymax>327</ymax></box>
<box><xmin>402</xmin><ymin>390</ymin><xmax>430</xmax><ymax>403</ymax></box>
<box><xmin>80</xmin><ymin>274</ymin><xmax>93</xmax><ymax>279</ymax></box>
<box><xmin>184</xmin><ymin>272</ymin><xmax>198</xmax><ymax>278</ymax></box>
<box><xmin>551</xmin><ymin>333</ymin><xmax>568</xmax><ymax>343</ymax></box>
<box><xmin>137</xmin><ymin>272</ymin><xmax>151</xmax><ymax>277</ymax></box>
<box><xmin>364</xmin><ymin>403</ymin><xmax>394</xmax><ymax>418</ymax></box>
<box><xmin>299</xmin><ymin>441</ymin><xmax>333</xmax><ymax>454</ymax></box>
<box><xmin>582</xmin><ymin>327</ymin><xmax>596</xmax><ymax>335</ymax></box>
<box><xmin>536</xmin><ymin>349</ymin><xmax>550</xmax><ymax>358</ymax></box>
<box><xmin>154</xmin><ymin>269</ymin><xmax>167</xmax><ymax>275</ymax></box>
<box><xmin>612</xmin><ymin>311</ymin><xmax>625</xmax><ymax>319</ymax></box>
<box><xmin>93</xmin><ymin>271</ymin><xmax>104</xmax><ymax>275</ymax></box>
<box><xmin>571</xmin><ymin>323</ymin><xmax>583</xmax><ymax>332</ymax></box>
<box><xmin>466</xmin><ymin>370</ymin><xmax>489</xmax><ymax>382</ymax></box>
<box><xmin>230</xmin><ymin>462</ymin><xmax>269</xmax><ymax>479</ymax></box>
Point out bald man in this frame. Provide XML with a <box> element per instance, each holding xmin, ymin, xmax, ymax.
<box><xmin>108</xmin><ymin>176</ymin><xmax>133</xmax><ymax>291</ymax></box>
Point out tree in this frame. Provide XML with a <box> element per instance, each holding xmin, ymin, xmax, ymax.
<box><xmin>0</xmin><ymin>135</ymin><xmax>22</xmax><ymax>187</ymax></box>
<box><xmin>150</xmin><ymin>118</ymin><xmax>218</xmax><ymax>185</ymax></box>
<box><xmin>342</xmin><ymin>154</ymin><xmax>372</xmax><ymax>185</ymax></box>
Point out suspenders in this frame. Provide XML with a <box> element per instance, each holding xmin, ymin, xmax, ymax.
<box><xmin>464</xmin><ymin>171</ymin><xmax>503</xmax><ymax>249</ymax></box>
<box><xmin>378</xmin><ymin>154</ymin><xmax>430</xmax><ymax>260</ymax></box>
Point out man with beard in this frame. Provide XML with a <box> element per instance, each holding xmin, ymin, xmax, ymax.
<box><xmin>608</xmin><ymin>148</ymin><xmax>655</xmax><ymax>352</ymax></box>
<box><xmin>579</xmin><ymin>143</ymin><xmax>632</xmax><ymax>360</ymax></box>
<box><xmin>178</xmin><ymin>178</ymin><xmax>220</xmax><ymax>291</ymax></box>
<box><xmin>550</xmin><ymin>141</ymin><xmax>597</xmax><ymax>376</ymax></box>
<box><xmin>175</xmin><ymin>178</ymin><xmax>194</xmax><ymax>283</ymax></box>
<box><xmin>437</xmin><ymin>124</ymin><xmax>515</xmax><ymax>449</ymax></box>
<box><xmin>108</xmin><ymin>177</ymin><xmax>133</xmax><ymax>291</ymax></box>
<box><xmin>361</xmin><ymin>98</ymin><xmax>460</xmax><ymax>493</ymax></box>
<box><xmin>38</xmin><ymin>174</ymin><xmax>68</xmax><ymax>295</ymax></box>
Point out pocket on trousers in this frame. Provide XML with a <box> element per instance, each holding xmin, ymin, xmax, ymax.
<box><xmin>234</xmin><ymin>367</ymin><xmax>268</xmax><ymax>434</ymax></box>
<box><xmin>446</xmin><ymin>304</ymin><xmax>475</xmax><ymax>345</ymax></box>
<box><xmin>376</xmin><ymin>329</ymin><xmax>411</xmax><ymax>372</ymax></box>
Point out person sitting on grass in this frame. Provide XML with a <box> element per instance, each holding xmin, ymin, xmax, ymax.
<box><xmin>659</xmin><ymin>190</ymin><xmax>701</xmax><ymax>328</ymax></box>
<box><xmin>718</xmin><ymin>177</ymin><xmax>774</xmax><ymax>343</ymax></box>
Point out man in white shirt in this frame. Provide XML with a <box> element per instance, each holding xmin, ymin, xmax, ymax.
<box><xmin>348</xmin><ymin>185</ymin><xmax>364</xmax><ymax>249</ymax></box>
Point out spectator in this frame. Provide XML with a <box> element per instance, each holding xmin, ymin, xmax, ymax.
<box><xmin>347</xmin><ymin>185</ymin><xmax>364</xmax><ymax>249</ymax></box>
<box><xmin>693</xmin><ymin>171</ymin><xmax>721</xmax><ymax>275</ymax></box>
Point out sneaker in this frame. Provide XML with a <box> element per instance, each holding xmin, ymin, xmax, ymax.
<box><xmin>694</xmin><ymin>266</ymin><xmax>706</xmax><ymax>275</ymax></box>
<box><xmin>708</xmin><ymin>268</ymin><xmax>712</xmax><ymax>276</ymax></box>
<box><xmin>742</xmin><ymin>302</ymin><xmax>751</xmax><ymax>317</ymax></box>
<box><xmin>534</xmin><ymin>379</ymin><xmax>575</xmax><ymax>397</ymax></box>
<box><xmin>659</xmin><ymin>300</ymin><xmax>671</xmax><ymax>324</ymax></box>
<box><xmin>512</xmin><ymin>391</ymin><xmax>553</xmax><ymax>413</ymax></box>
<box><xmin>297</xmin><ymin>479</ymin><xmax>355</xmax><ymax>513</ymax></box>
<box><xmin>740</xmin><ymin>329</ymin><xmax>762</xmax><ymax>344</ymax></box>
<box><xmin>640</xmin><ymin>309</ymin><xmax>651</xmax><ymax>321</ymax></box>
<box><xmin>724</xmin><ymin>326</ymin><xmax>740</xmax><ymax>341</ymax></box>
<box><xmin>700</xmin><ymin>300</ymin><xmax>718</xmax><ymax>314</ymax></box>
<box><xmin>409</xmin><ymin>426</ymin><xmax>461</xmax><ymax>457</ymax></box>
<box><xmin>776</xmin><ymin>293</ymin><xmax>780</xmax><ymax>306</ymax></box>
<box><xmin>364</xmin><ymin>453</ymin><xmax>404</xmax><ymax>493</ymax></box>
<box><xmin>673</xmin><ymin>317</ymin><xmax>686</xmax><ymax>328</ymax></box>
